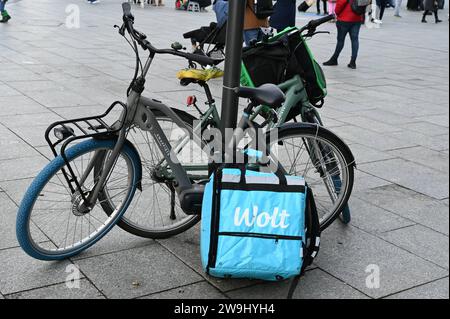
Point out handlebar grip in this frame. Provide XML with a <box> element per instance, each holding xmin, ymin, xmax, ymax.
<box><xmin>308</xmin><ymin>14</ymin><xmax>335</xmax><ymax>29</ymax></box>
<box><xmin>122</xmin><ymin>2</ymin><xmax>132</xmax><ymax>16</ymax></box>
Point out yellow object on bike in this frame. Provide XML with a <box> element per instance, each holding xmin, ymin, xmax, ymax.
<box><xmin>177</xmin><ymin>68</ymin><xmax>224</xmax><ymax>82</ymax></box>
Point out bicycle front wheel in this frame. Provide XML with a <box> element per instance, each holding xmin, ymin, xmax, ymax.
<box><xmin>269</xmin><ymin>124</ymin><xmax>355</xmax><ymax>231</ymax></box>
<box><xmin>16</xmin><ymin>139</ymin><xmax>141</xmax><ymax>261</ymax></box>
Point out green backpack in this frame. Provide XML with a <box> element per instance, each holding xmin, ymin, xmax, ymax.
<box><xmin>241</xmin><ymin>27</ymin><xmax>328</xmax><ymax>108</ymax></box>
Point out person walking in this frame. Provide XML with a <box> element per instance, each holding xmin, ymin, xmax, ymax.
<box><xmin>394</xmin><ymin>0</ymin><xmax>403</xmax><ymax>17</ymax></box>
<box><xmin>317</xmin><ymin>0</ymin><xmax>329</xmax><ymax>15</ymax></box>
<box><xmin>375</xmin><ymin>0</ymin><xmax>388</xmax><ymax>23</ymax></box>
<box><xmin>328</xmin><ymin>0</ymin><xmax>337</xmax><ymax>15</ymax></box>
<box><xmin>422</xmin><ymin>0</ymin><xmax>443</xmax><ymax>22</ymax></box>
<box><xmin>270</xmin><ymin>0</ymin><xmax>297</xmax><ymax>32</ymax></box>
<box><xmin>244</xmin><ymin>0</ymin><xmax>270</xmax><ymax>46</ymax></box>
<box><xmin>151</xmin><ymin>0</ymin><xmax>165</xmax><ymax>6</ymax></box>
<box><xmin>0</xmin><ymin>0</ymin><xmax>11</xmax><ymax>23</ymax></box>
<box><xmin>323</xmin><ymin>0</ymin><xmax>365</xmax><ymax>69</ymax></box>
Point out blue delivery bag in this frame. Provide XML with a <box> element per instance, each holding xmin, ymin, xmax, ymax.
<box><xmin>201</xmin><ymin>166</ymin><xmax>320</xmax><ymax>282</ymax></box>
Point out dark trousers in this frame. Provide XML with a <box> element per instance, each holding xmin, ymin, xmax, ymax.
<box><xmin>422</xmin><ymin>10</ymin><xmax>439</xmax><ymax>21</ymax></box>
<box><xmin>332</xmin><ymin>21</ymin><xmax>362</xmax><ymax>61</ymax></box>
<box><xmin>317</xmin><ymin>0</ymin><xmax>328</xmax><ymax>14</ymax></box>
<box><xmin>377</xmin><ymin>0</ymin><xmax>388</xmax><ymax>20</ymax></box>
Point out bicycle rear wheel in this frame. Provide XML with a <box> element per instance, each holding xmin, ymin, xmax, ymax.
<box><xmin>269</xmin><ymin>123</ymin><xmax>355</xmax><ymax>231</ymax></box>
<box><xmin>98</xmin><ymin>109</ymin><xmax>207</xmax><ymax>239</ymax></box>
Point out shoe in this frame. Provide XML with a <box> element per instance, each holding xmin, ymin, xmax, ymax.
<box><xmin>436</xmin><ymin>19</ymin><xmax>443</xmax><ymax>23</ymax></box>
<box><xmin>348</xmin><ymin>61</ymin><xmax>357</xmax><ymax>69</ymax></box>
<box><xmin>394</xmin><ymin>14</ymin><xmax>402</xmax><ymax>18</ymax></box>
<box><xmin>422</xmin><ymin>19</ymin><xmax>427</xmax><ymax>23</ymax></box>
<box><xmin>373</xmin><ymin>19</ymin><xmax>383</xmax><ymax>24</ymax></box>
<box><xmin>323</xmin><ymin>59</ymin><xmax>338</xmax><ymax>66</ymax></box>
<box><xmin>87</xmin><ymin>0</ymin><xmax>100</xmax><ymax>4</ymax></box>
<box><xmin>0</xmin><ymin>11</ymin><xmax>11</xmax><ymax>23</ymax></box>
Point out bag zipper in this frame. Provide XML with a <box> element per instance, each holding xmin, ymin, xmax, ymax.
<box><xmin>218</xmin><ymin>232</ymin><xmax>302</xmax><ymax>241</ymax></box>
<box><xmin>207</xmin><ymin>170</ymin><xmax>222</xmax><ymax>271</ymax></box>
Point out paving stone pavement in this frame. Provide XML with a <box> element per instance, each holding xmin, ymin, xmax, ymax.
<box><xmin>0</xmin><ymin>0</ymin><xmax>448</xmax><ymax>299</ymax></box>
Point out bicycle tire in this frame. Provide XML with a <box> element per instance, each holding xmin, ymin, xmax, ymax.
<box><xmin>270</xmin><ymin>123</ymin><xmax>355</xmax><ymax>231</ymax></box>
<box><xmin>98</xmin><ymin>108</ymin><xmax>203</xmax><ymax>239</ymax></box>
<box><xmin>16</xmin><ymin>139</ymin><xmax>141</xmax><ymax>261</ymax></box>
<box><xmin>302</xmin><ymin>110</ymin><xmax>353</xmax><ymax>226</ymax></box>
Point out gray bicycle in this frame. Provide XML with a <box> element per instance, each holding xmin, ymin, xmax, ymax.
<box><xmin>16</xmin><ymin>3</ymin><xmax>355</xmax><ymax>261</ymax></box>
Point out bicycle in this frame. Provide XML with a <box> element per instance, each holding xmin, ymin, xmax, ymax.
<box><xmin>175</xmin><ymin>15</ymin><xmax>353</xmax><ymax>224</ymax></box>
<box><xmin>16</xmin><ymin>3</ymin><xmax>355</xmax><ymax>261</ymax></box>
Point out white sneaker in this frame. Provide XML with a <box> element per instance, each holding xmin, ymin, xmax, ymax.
<box><xmin>373</xmin><ymin>19</ymin><xmax>383</xmax><ymax>24</ymax></box>
<box><xmin>87</xmin><ymin>0</ymin><xmax>100</xmax><ymax>4</ymax></box>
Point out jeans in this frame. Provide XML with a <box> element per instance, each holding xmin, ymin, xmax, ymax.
<box><xmin>332</xmin><ymin>21</ymin><xmax>362</xmax><ymax>61</ymax></box>
<box><xmin>244</xmin><ymin>28</ymin><xmax>263</xmax><ymax>46</ymax></box>
<box><xmin>394</xmin><ymin>0</ymin><xmax>402</xmax><ymax>15</ymax></box>
<box><xmin>0</xmin><ymin>0</ymin><xmax>6</xmax><ymax>13</ymax></box>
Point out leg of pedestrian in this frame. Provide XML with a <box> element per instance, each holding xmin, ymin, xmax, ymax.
<box><xmin>0</xmin><ymin>0</ymin><xmax>11</xmax><ymax>23</ymax></box>
<box><xmin>348</xmin><ymin>22</ymin><xmax>361</xmax><ymax>69</ymax></box>
<box><xmin>323</xmin><ymin>21</ymin><xmax>349</xmax><ymax>66</ymax></box>
<box><xmin>394</xmin><ymin>0</ymin><xmax>402</xmax><ymax>17</ymax></box>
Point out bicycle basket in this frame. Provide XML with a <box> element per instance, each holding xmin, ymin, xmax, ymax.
<box><xmin>241</xmin><ymin>40</ymin><xmax>291</xmax><ymax>88</ymax></box>
<box><xmin>285</xmin><ymin>32</ymin><xmax>328</xmax><ymax>108</ymax></box>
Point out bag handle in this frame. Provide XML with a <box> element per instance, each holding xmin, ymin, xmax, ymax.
<box><xmin>234</xmin><ymin>163</ymin><xmax>288</xmax><ymax>186</ymax></box>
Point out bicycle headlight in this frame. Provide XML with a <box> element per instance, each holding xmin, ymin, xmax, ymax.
<box><xmin>54</xmin><ymin>127</ymin><xmax>75</xmax><ymax>141</ymax></box>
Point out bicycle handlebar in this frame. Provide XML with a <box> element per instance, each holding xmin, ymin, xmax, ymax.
<box><xmin>308</xmin><ymin>14</ymin><xmax>335</xmax><ymax>29</ymax></box>
<box><xmin>120</xmin><ymin>3</ymin><xmax>222</xmax><ymax>66</ymax></box>
<box><xmin>122</xmin><ymin>2</ymin><xmax>132</xmax><ymax>17</ymax></box>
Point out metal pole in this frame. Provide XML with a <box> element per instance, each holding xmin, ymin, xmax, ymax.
<box><xmin>220</xmin><ymin>0</ymin><xmax>246</xmax><ymax>135</ymax></box>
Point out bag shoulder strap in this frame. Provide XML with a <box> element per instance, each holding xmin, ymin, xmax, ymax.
<box><xmin>287</xmin><ymin>186</ymin><xmax>321</xmax><ymax>299</ymax></box>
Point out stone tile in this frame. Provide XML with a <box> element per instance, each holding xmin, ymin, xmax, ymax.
<box><xmin>0</xmin><ymin>125</ymin><xmax>41</xmax><ymax>161</ymax></box>
<box><xmin>314</xmin><ymin>223</ymin><xmax>448</xmax><ymax>299</ymax></box>
<box><xmin>355</xmin><ymin>109</ymin><xmax>420</xmax><ymax>126</ymax></box>
<box><xmin>348</xmin><ymin>197</ymin><xmax>415</xmax><ymax>234</ymax></box>
<box><xmin>227</xmin><ymin>268</ymin><xmax>369</xmax><ymax>299</ymax></box>
<box><xmin>0</xmin><ymin>156</ymin><xmax>49</xmax><ymax>182</ymax></box>
<box><xmin>388</xmin><ymin>146</ymin><xmax>449</xmax><ymax>173</ymax></box>
<box><xmin>157</xmin><ymin>225</ymin><xmax>264</xmax><ymax>293</ymax></box>
<box><xmin>417</xmin><ymin>114</ymin><xmax>450</xmax><ymax>128</ymax></box>
<box><xmin>140</xmin><ymin>282</ymin><xmax>227</xmax><ymax>299</ymax></box>
<box><xmin>71</xmin><ymin>227</ymin><xmax>155</xmax><ymax>262</ymax></box>
<box><xmin>352</xmin><ymin>170</ymin><xmax>392</xmax><ymax>193</ymax></box>
<box><xmin>7</xmin><ymin>126</ymin><xmax>54</xmax><ymax>148</ymax></box>
<box><xmin>338</xmin><ymin>116</ymin><xmax>403</xmax><ymax>134</ymax></box>
<box><xmin>0</xmin><ymin>178</ymin><xmax>34</xmax><ymax>205</ymax></box>
<box><xmin>6</xmin><ymin>279</ymin><xmax>105</xmax><ymax>299</ymax></box>
<box><xmin>401</xmin><ymin>122</ymin><xmax>449</xmax><ymax>137</ymax></box>
<box><xmin>358</xmin><ymin>185</ymin><xmax>449</xmax><ymax>236</ymax></box>
<box><xmin>0</xmin><ymin>83</ymin><xmax>22</xmax><ymax>97</ymax></box>
<box><xmin>381</xmin><ymin>225</ymin><xmax>449</xmax><ymax>270</ymax></box>
<box><xmin>349</xmin><ymin>143</ymin><xmax>395</xmax><ymax>165</ymax></box>
<box><xmin>0</xmin><ymin>193</ymin><xmax>21</xmax><ymax>250</ymax></box>
<box><xmin>74</xmin><ymin>244</ymin><xmax>203</xmax><ymax>299</ymax></box>
<box><xmin>359</xmin><ymin>159</ymin><xmax>449</xmax><ymax>200</ymax></box>
<box><xmin>0</xmin><ymin>95</ymin><xmax>49</xmax><ymax>117</ymax></box>
<box><xmin>386</xmin><ymin>278</ymin><xmax>449</xmax><ymax>299</ymax></box>
<box><xmin>23</xmin><ymin>90</ymin><xmax>97</xmax><ymax>109</ymax></box>
<box><xmin>390</xmin><ymin>131</ymin><xmax>449</xmax><ymax>152</ymax></box>
<box><xmin>0</xmin><ymin>247</ymin><xmax>76</xmax><ymax>295</ymax></box>
<box><xmin>0</xmin><ymin>112</ymin><xmax>63</xmax><ymax>128</ymax></box>
<box><xmin>332</xmin><ymin>125</ymin><xmax>415</xmax><ymax>152</ymax></box>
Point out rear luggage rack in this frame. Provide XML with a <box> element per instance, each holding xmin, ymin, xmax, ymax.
<box><xmin>44</xmin><ymin>101</ymin><xmax>127</xmax><ymax>195</ymax></box>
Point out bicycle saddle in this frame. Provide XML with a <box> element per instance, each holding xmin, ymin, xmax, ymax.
<box><xmin>236</xmin><ymin>84</ymin><xmax>286</xmax><ymax>108</ymax></box>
